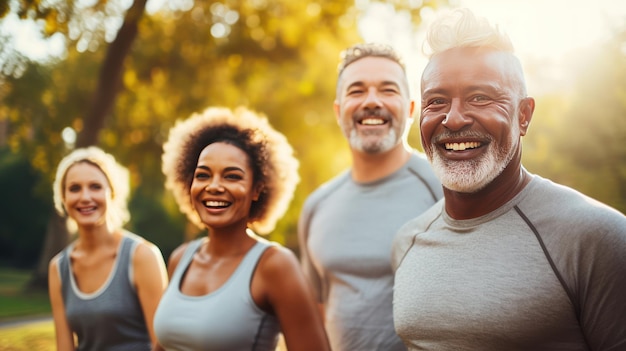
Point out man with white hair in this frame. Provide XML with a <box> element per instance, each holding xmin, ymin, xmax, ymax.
<box><xmin>392</xmin><ymin>8</ymin><xmax>626</xmax><ymax>350</ymax></box>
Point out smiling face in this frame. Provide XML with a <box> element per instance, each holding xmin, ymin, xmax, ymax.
<box><xmin>190</xmin><ymin>142</ymin><xmax>261</xmax><ymax>231</ymax></box>
<box><xmin>334</xmin><ymin>56</ymin><xmax>414</xmax><ymax>154</ymax></box>
<box><xmin>420</xmin><ymin>47</ymin><xmax>532</xmax><ymax>193</ymax></box>
<box><xmin>63</xmin><ymin>162</ymin><xmax>111</xmax><ymax>229</ymax></box>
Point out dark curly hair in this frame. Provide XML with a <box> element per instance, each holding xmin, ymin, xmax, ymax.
<box><xmin>162</xmin><ymin>107</ymin><xmax>299</xmax><ymax>234</ymax></box>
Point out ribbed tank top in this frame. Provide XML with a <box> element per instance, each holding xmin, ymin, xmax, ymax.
<box><xmin>58</xmin><ymin>233</ymin><xmax>151</xmax><ymax>351</ymax></box>
<box><xmin>153</xmin><ymin>239</ymin><xmax>280</xmax><ymax>351</ymax></box>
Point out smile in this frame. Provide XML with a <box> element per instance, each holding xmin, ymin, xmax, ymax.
<box><xmin>445</xmin><ymin>141</ymin><xmax>481</xmax><ymax>151</ymax></box>
<box><xmin>203</xmin><ymin>200</ymin><xmax>230</xmax><ymax>208</ymax></box>
<box><xmin>359</xmin><ymin>118</ymin><xmax>386</xmax><ymax>125</ymax></box>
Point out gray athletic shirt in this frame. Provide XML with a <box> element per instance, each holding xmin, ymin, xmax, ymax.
<box><xmin>58</xmin><ymin>233</ymin><xmax>151</xmax><ymax>351</ymax></box>
<box><xmin>392</xmin><ymin>175</ymin><xmax>626</xmax><ymax>350</ymax></box>
<box><xmin>298</xmin><ymin>152</ymin><xmax>442</xmax><ymax>351</ymax></box>
<box><xmin>153</xmin><ymin>239</ymin><xmax>280</xmax><ymax>351</ymax></box>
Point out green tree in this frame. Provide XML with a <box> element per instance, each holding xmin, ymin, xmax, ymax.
<box><xmin>556</xmin><ymin>27</ymin><xmax>626</xmax><ymax>213</ymax></box>
<box><xmin>0</xmin><ymin>148</ymin><xmax>53</xmax><ymax>268</ymax></box>
<box><xmin>523</xmin><ymin>26</ymin><xmax>626</xmax><ymax>214</ymax></box>
<box><xmin>1</xmin><ymin>0</ymin><xmax>446</xmax><ymax>288</ymax></box>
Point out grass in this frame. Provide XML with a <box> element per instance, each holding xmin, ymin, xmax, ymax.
<box><xmin>0</xmin><ymin>268</ymin><xmax>51</xmax><ymax>321</ymax></box>
<box><xmin>0</xmin><ymin>320</ymin><xmax>55</xmax><ymax>351</ymax></box>
<box><xmin>0</xmin><ymin>267</ymin><xmax>54</xmax><ymax>350</ymax></box>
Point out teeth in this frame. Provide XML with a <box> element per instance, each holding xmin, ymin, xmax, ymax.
<box><xmin>445</xmin><ymin>142</ymin><xmax>481</xmax><ymax>151</ymax></box>
<box><xmin>205</xmin><ymin>201</ymin><xmax>229</xmax><ymax>207</ymax></box>
<box><xmin>361</xmin><ymin>118</ymin><xmax>385</xmax><ymax>125</ymax></box>
<box><xmin>78</xmin><ymin>207</ymin><xmax>96</xmax><ymax>212</ymax></box>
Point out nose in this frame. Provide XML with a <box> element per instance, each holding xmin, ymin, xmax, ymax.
<box><xmin>442</xmin><ymin>99</ymin><xmax>472</xmax><ymax>131</ymax></box>
<box><xmin>362</xmin><ymin>87</ymin><xmax>383</xmax><ymax>109</ymax></box>
<box><xmin>78</xmin><ymin>189</ymin><xmax>92</xmax><ymax>202</ymax></box>
<box><xmin>205</xmin><ymin>177</ymin><xmax>224</xmax><ymax>193</ymax></box>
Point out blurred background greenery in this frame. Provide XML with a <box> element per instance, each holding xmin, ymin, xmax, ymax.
<box><xmin>0</xmin><ymin>0</ymin><xmax>625</xmax><ymax>338</ymax></box>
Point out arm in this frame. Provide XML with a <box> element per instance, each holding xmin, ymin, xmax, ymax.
<box><xmin>150</xmin><ymin>242</ymin><xmax>189</xmax><ymax>351</ymax></box>
<box><xmin>48</xmin><ymin>256</ymin><xmax>75</xmax><ymax>351</ymax></box>
<box><xmin>578</xmin><ymin>223</ymin><xmax>626</xmax><ymax>349</ymax></box>
<box><xmin>257</xmin><ymin>246</ymin><xmax>330</xmax><ymax>351</ymax></box>
<box><xmin>133</xmin><ymin>241</ymin><xmax>168</xmax><ymax>346</ymax></box>
<box><xmin>296</xmin><ymin>199</ymin><xmax>323</xmax><ymax>305</ymax></box>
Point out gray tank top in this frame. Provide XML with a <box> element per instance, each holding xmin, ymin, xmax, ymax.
<box><xmin>153</xmin><ymin>239</ymin><xmax>280</xmax><ymax>351</ymax></box>
<box><xmin>58</xmin><ymin>233</ymin><xmax>150</xmax><ymax>351</ymax></box>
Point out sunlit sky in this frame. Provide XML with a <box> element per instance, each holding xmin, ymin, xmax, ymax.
<box><xmin>360</xmin><ymin>0</ymin><xmax>626</xmax><ymax>97</ymax></box>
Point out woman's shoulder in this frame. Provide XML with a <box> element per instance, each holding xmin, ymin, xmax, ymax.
<box><xmin>255</xmin><ymin>241</ymin><xmax>300</xmax><ymax>277</ymax></box>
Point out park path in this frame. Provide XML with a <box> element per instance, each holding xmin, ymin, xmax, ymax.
<box><xmin>0</xmin><ymin>316</ymin><xmax>52</xmax><ymax>329</ymax></box>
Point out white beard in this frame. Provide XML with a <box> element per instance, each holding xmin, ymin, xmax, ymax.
<box><xmin>429</xmin><ymin>125</ymin><xmax>519</xmax><ymax>193</ymax></box>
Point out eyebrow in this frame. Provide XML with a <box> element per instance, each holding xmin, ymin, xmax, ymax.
<box><xmin>345</xmin><ymin>80</ymin><xmax>401</xmax><ymax>91</ymax></box>
<box><xmin>195</xmin><ymin>165</ymin><xmax>246</xmax><ymax>173</ymax></box>
<box><xmin>423</xmin><ymin>83</ymin><xmax>501</xmax><ymax>97</ymax></box>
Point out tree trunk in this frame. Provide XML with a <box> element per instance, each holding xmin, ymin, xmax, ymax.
<box><xmin>28</xmin><ymin>213</ymin><xmax>69</xmax><ymax>290</ymax></box>
<box><xmin>29</xmin><ymin>0</ymin><xmax>149</xmax><ymax>290</ymax></box>
<box><xmin>76</xmin><ymin>0</ymin><xmax>148</xmax><ymax>147</ymax></box>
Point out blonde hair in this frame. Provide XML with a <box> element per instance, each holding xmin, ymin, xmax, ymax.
<box><xmin>162</xmin><ymin>106</ymin><xmax>300</xmax><ymax>234</ymax></box>
<box><xmin>52</xmin><ymin>146</ymin><xmax>131</xmax><ymax>233</ymax></box>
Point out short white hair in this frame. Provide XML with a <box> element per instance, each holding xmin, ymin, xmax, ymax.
<box><xmin>424</xmin><ymin>8</ymin><xmax>514</xmax><ymax>57</ymax></box>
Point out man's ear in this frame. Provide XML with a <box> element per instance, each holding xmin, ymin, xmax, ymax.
<box><xmin>333</xmin><ymin>100</ymin><xmax>341</xmax><ymax>124</ymax></box>
<box><xmin>518</xmin><ymin>97</ymin><xmax>535</xmax><ymax>136</ymax></box>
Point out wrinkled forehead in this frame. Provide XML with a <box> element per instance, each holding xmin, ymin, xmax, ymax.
<box><xmin>421</xmin><ymin>47</ymin><xmax>525</xmax><ymax>95</ymax></box>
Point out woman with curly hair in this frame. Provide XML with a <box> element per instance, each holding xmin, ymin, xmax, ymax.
<box><xmin>48</xmin><ymin>146</ymin><xmax>168</xmax><ymax>350</ymax></box>
<box><xmin>153</xmin><ymin>107</ymin><xmax>330</xmax><ymax>351</ymax></box>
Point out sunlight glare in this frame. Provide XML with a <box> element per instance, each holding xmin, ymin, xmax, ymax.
<box><xmin>360</xmin><ymin>0</ymin><xmax>626</xmax><ymax>96</ymax></box>
<box><xmin>2</xmin><ymin>14</ymin><xmax>67</xmax><ymax>63</ymax></box>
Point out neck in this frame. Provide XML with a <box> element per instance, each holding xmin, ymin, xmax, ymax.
<box><xmin>204</xmin><ymin>222</ymin><xmax>256</xmax><ymax>257</ymax></box>
<box><xmin>76</xmin><ymin>224</ymin><xmax>118</xmax><ymax>251</ymax></box>
<box><xmin>444</xmin><ymin>159</ymin><xmax>531</xmax><ymax>220</ymax></box>
<box><xmin>351</xmin><ymin>143</ymin><xmax>412</xmax><ymax>183</ymax></box>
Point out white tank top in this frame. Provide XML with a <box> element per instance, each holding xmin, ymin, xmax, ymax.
<box><xmin>154</xmin><ymin>239</ymin><xmax>280</xmax><ymax>351</ymax></box>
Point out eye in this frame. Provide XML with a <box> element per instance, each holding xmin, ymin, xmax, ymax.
<box><xmin>225</xmin><ymin>173</ymin><xmax>244</xmax><ymax>180</ymax></box>
<box><xmin>382</xmin><ymin>86</ymin><xmax>399</xmax><ymax>94</ymax></box>
<box><xmin>89</xmin><ymin>183</ymin><xmax>103</xmax><ymax>191</ymax></box>
<box><xmin>194</xmin><ymin>171</ymin><xmax>210</xmax><ymax>180</ymax></box>
<box><xmin>347</xmin><ymin>88</ymin><xmax>364</xmax><ymax>96</ymax></box>
<box><xmin>428</xmin><ymin>98</ymin><xmax>447</xmax><ymax>106</ymax></box>
<box><xmin>68</xmin><ymin>184</ymin><xmax>81</xmax><ymax>192</ymax></box>
<box><xmin>470</xmin><ymin>95</ymin><xmax>491</xmax><ymax>103</ymax></box>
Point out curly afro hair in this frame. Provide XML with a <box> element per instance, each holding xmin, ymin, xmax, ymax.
<box><xmin>162</xmin><ymin>106</ymin><xmax>300</xmax><ymax>234</ymax></box>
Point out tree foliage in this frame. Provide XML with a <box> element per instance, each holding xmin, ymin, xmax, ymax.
<box><xmin>1</xmin><ymin>0</ymin><xmax>446</xmax><ymax>276</ymax></box>
<box><xmin>522</xmin><ymin>24</ymin><xmax>626</xmax><ymax>214</ymax></box>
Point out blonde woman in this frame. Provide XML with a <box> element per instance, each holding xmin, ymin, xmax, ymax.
<box><xmin>48</xmin><ymin>146</ymin><xmax>168</xmax><ymax>350</ymax></box>
<box><xmin>153</xmin><ymin>107</ymin><xmax>330</xmax><ymax>351</ymax></box>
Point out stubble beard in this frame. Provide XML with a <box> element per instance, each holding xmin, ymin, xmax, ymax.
<box><xmin>348</xmin><ymin>128</ymin><xmax>398</xmax><ymax>154</ymax></box>
<box><xmin>343</xmin><ymin>109</ymin><xmax>404</xmax><ymax>154</ymax></box>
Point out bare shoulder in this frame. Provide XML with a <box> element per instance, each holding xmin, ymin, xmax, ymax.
<box><xmin>48</xmin><ymin>251</ymin><xmax>63</xmax><ymax>277</ymax></box>
<box><xmin>168</xmin><ymin>241</ymin><xmax>191</xmax><ymax>263</ymax></box>
<box><xmin>132</xmin><ymin>238</ymin><xmax>164</xmax><ymax>261</ymax></box>
<box><xmin>257</xmin><ymin>244</ymin><xmax>300</xmax><ymax>276</ymax></box>
<box><xmin>165</xmin><ymin>241</ymin><xmax>193</xmax><ymax>275</ymax></box>
<box><xmin>49</xmin><ymin>251</ymin><xmax>62</xmax><ymax>268</ymax></box>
